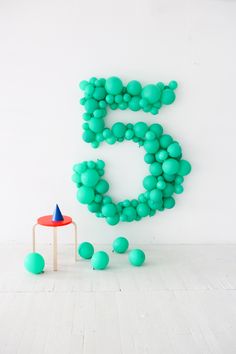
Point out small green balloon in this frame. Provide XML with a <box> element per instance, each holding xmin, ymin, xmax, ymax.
<box><xmin>84</xmin><ymin>98</ymin><xmax>98</xmax><ymax>113</ymax></box>
<box><xmin>112</xmin><ymin>122</ymin><xmax>126</xmax><ymax>138</ymax></box>
<box><xmin>106</xmin><ymin>214</ymin><xmax>120</xmax><ymax>225</ymax></box>
<box><xmin>78</xmin><ymin>242</ymin><xmax>94</xmax><ymax>259</ymax></box>
<box><xmin>123</xmin><ymin>206</ymin><xmax>137</xmax><ymax>222</ymax></box>
<box><xmin>24</xmin><ymin>253</ymin><xmax>45</xmax><ymax>274</ymax></box>
<box><xmin>136</xmin><ymin>203</ymin><xmax>150</xmax><ymax>217</ymax></box>
<box><xmin>105</xmin><ymin>77</ymin><xmax>123</xmax><ymax>95</ymax></box>
<box><xmin>164</xmin><ymin>196</ymin><xmax>175</xmax><ymax>209</ymax></box>
<box><xmin>95</xmin><ymin>179</ymin><xmax>109</xmax><ymax>194</ymax></box>
<box><xmin>167</xmin><ymin>142</ymin><xmax>182</xmax><ymax>158</ymax></box>
<box><xmin>144</xmin><ymin>153</ymin><xmax>155</xmax><ymax>164</ymax></box>
<box><xmin>144</xmin><ymin>140</ymin><xmax>160</xmax><ymax>154</ymax></box>
<box><xmin>143</xmin><ymin>175</ymin><xmax>157</xmax><ymax>191</ymax></box>
<box><xmin>160</xmin><ymin>134</ymin><xmax>173</xmax><ymax>149</ymax></box>
<box><xmin>102</xmin><ymin>203</ymin><xmax>117</xmax><ymax>217</ymax></box>
<box><xmin>93</xmin><ymin>87</ymin><xmax>106</xmax><ymax>100</ymax></box>
<box><xmin>77</xmin><ymin>186</ymin><xmax>95</xmax><ymax>204</ymax></box>
<box><xmin>150</xmin><ymin>188</ymin><xmax>162</xmax><ymax>202</ymax></box>
<box><xmin>155</xmin><ymin>149</ymin><xmax>168</xmax><ymax>162</ymax></box>
<box><xmin>128</xmin><ymin>249</ymin><xmax>145</xmax><ymax>266</ymax></box>
<box><xmin>162</xmin><ymin>158</ymin><xmax>180</xmax><ymax>175</ymax></box>
<box><xmin>149</xmin><ymin>162</ymin><xmax>162</xmax><ymax>176</ymax></box>
<box><xmin>129</xmin><ymin>96</ymin><xmax>141</xmax><ymax>111</ymax></box>
<box><xmin>134</xmin><ymin>122</ymin><xmax>148</xmax><ymax>138</ymax></box>
<box><xmin>161</xmin><ymin>88</ymin><xmax>175</xmax><ymax>105</ymax></box>
<box><xmin>82</xmin><ymin>130</ymin><xmax>95</xmax><ymax>143</ymax></box>
<box><xmin>178</xmin><ymin>160</ymin><xmax>191</xmax><ymax>176</ymax></box>
<box><xmin>81</xmin><ymin>169</ymin><xmax>100</xmax><ymax>187</ymax></box>
<box><xmin>127</xmin><ymin>80</ymin><xmax>142</xmax><ymax>96</ymax></box>
<box><xmin>91</xmin><ymin>251</ymin><xmax>109</xmax><ymax>270</ymax></box>
<box><xmin>113</xmin><ymin>237</ymin><xmax>129</xmax><ymax>253</ymax></box>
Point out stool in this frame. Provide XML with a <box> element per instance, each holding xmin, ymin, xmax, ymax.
<box><xmin>32</xmin><ymin>215</ymin><xmax>77</xmax><ymax>271</ymax></box>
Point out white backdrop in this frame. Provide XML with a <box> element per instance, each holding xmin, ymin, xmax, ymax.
<box><xmin>0</xmin><ymin>0</ymin><xmax>236</xmax><ymax>244</ymax></box>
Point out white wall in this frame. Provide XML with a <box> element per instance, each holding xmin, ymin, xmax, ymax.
<box><xmin>0</xmin><ymin>0</ymin><xmax>236</xmax><ymax>244</ymax></box>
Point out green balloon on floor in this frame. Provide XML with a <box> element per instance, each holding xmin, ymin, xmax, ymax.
<box><xmin>91</xmin><ymin>251</ymin><xmax>109</xmax><ymax>270</ymax></box>
<box><xmin>78</xmin><ymin>242</ymin><xmax>94</xmax><ymax>259</ymax></box>
<box><xmin>113</xmin><ymin>236</ymin><xmax>129</xmax><ymax>253</ymax></box>
<box><xmin>24</xmin><ymin>252</ymin><xmax>45</xmax><ymax>274</ymax></box>
<box><xmin>128</xmin><ymin>249</ymin><xmax>145</xmax><ymax>266</ymax></box>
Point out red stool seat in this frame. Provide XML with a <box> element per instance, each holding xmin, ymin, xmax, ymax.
<box><xmin>37</xmin><ymin>215</ymin><xmax>72</xmax><ymax>227</ymax></box>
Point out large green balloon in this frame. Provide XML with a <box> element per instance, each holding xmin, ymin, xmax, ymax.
<box><xmin>24</xmin><ymin>253</ymin><xmax>45</xmax><ymax>274</ymax></box>
<box><xmin>128</xmin><ymin>249</ymin><xmax>145</xmax><ymax>266</ymax></box>
<box><xmin>105</xmin><ymin>77</ymin><xmax>123</xmax><ymax>95</ymax></box>
<box><xmin>127</xmin><ymin>80</ymin><xmax>142</xmax><ymax>96</ymax></box>
<box><xmin>142</xmin><ymin>84</ymin><xmax>161</xmax><ymax>104</ymax></box>
<box><xmin>81</xmin><ymin>169</ymin><xmax>100</xmax><ymax>187</ymax></box>
<box><xmin>78</xmin><ymin>242</ymin><xmax>94</xmax><ymax>259</ymax></box>
<box><xmin>77</xmin><ymin>186</ymin><xmax>95</xmax><ymax>204</ymax></box>
<box><xmin>162</xmin><ymin>158</ymin><xmax>179</xmax><ymax>175</ymax></box>
<box><xmin>113</xmin><ymin>237</ymin><xmax>129</xmax><ymax>253</ymax></box>
<box><xmin>91</xmin><ymin>251</ymin><xmax>109</xmax><ymax>270</ymax></box>
<box><xmin>178</xmin><ymin>160</ymin><xmax>192</xmax><ymax>176</ymax></box>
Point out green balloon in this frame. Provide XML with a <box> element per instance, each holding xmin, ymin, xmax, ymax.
<box><xmin>161</xmin><ymin>88</ymin><xmax>175</xmax><ymax>105</ymax></box>
<box><xmin>162</xmin><ymin>158</ymin><xmax>179</xmax><ymax>175</ymax></box>
<box><xmin>129</xmin><ymin>97</ymin><xmax>141</xmax><ymax>111</ymax></box>
<box><xmin>113</xmin><ymin>236</ymin><xmax>129</xmax><ymax>253</ymax></box>
<box><xmin>93</xmin><ymin>87</ymin><xmax>106</xmax><ymax>100</ymax></box>
<box><xmin>91</xmin><ymin>251</ymin><xmax>109</xmax><ymax>270</ymax></box>
<box><xmin>89</xmin><ymin>117</ymin><xmax>105</xmax><ymax>133</ymax></box>
<box><xmin>175</xmin><ymin>185</ymin><xmax>184</xmax><ymax>194</ymax></box>
<box><xmin>84</xmin><ymin>98</ymin><xmax>98</xmax><ymax>113</ymax></box>
<box><xmin>88</xmin><ymin>202</ymin><xmax>101</xmax><ymax>212</ymax></box>
<box><xmin>112</xmin><ymin>122</ymin><xmax>126</xmax><ymax>138</ymax></box>
<box><xmin>105</xmin><ymin>77</ymin><xmax>123</xmax><ymax>95</ymax></box>
<box><xmin>77</xmin><ymin>186</ymin><xmax>95</xmax><ymax>204</ymax></box>
<box><xmin>149</xmin><ymin>162</ymin><xmax>162</xmax><ymax>176</ymax></box>
<box><xmin>155</xmin><ymin>149</ymin><xmax>168</xmax><ymax>162</ymax></box>
<box><xmin>144</xmin><ymin>153</ymin><xmax>155</xmax><ymax>164</ymax></box>
<box><xmin>24</xmin><ymin>253</ymin><xmax>45</xmax><ymax>274</ymax></box>
<box><xmin>178</xmin><ymin>160</ymin><xmax>191</xmax><ymax>176</ymax></box>
<box><xmin>160</xmin><ymin>134</ymin><xmax>173</xmax><ymax>149</ymax></box>
<box><xmin>81</xmin><ymin>169</ymin><xmax>99</xmax><ymax>187</ymax></box>
<box><xmin>136</xmin><ymin>203</ymin><xmax>149</xmax><ymax>217</ymax></box>
<box><xmin>167</xmin><ymin>142</ymin><xmax>182</xmax><ymax>158</ymax></box>
<box><xmin>78</xmin><ymin>242</ymin><xmax>94</xmax><ymax>259</ymax></box>
<box><xmin>102</xmin><ymin>203</ymin><xmax>117</xmax><ymax>217</ymax></box>
<box><xmin>142</xmin><ymin>84</ymin><xmax>161</xmax><ymax>104</ymax></box>
<box><xmin>143</xmin><ymin>175</ymin><xmax>157</xmax><ymax>191</ymax></box>
<box><xmin>157</xmin><ymin>180</ymin><xmax>166</xmax><ymax>190</ymax></box>
<box><xmin>163</xmin><ymin>183</ymin><xmax>175</xmax><ymax>197</ymax></box>
<box><xmin>82</xmin><ymin>130</ymin><xmax>95</xmax><ymax>143</ymax></box>
<box><xmin>95</xmin><ymin>179</ymin><xmax>109</xmax><ymax>194</ymax></box>
<box><xmin>127</xmin><ymin>80</ymin><xmax>142</xmax><ymax>95</ymax></box>
<box><xmin>123</xmin><ymin>206</ymin><xmax>137</xmax><ymax>222</ymax></box>
<box><xmin>144</xmin><ymin>140</ymin><xmax>160</xmax><ymax>154</ymax></box>
<box><xmin>128</xmin><ymin>249</ymin><xmax>145</xmax><ymax>266</ymax></box>
<box><xmin>134</xmin><ymin>122</ymin><xmax>148</xmax><ymax>138</ymax></box>
<box><xmin>150</xmin><ymin>188</ymin><xmax>162</xmax><ymax>202</ymax></box>
<box><xmin>106</xmin><ymin>214</ymin><xmax>120</xmax><ymax>225</ymax></box>
<box><xmin>164</xmin><ymin>197</ymin><xmax>175</xmax><ymax>209</ymax></box>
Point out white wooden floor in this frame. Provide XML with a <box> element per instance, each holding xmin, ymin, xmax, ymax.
<box><xmin>0</xmin><ymin>244</ymin><xmax>236</xmax><ymax>354</ymax></box>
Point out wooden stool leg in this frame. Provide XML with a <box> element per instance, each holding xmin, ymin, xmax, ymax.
<box><xmin>53</xmin><ymin>227</ymin><xmax>58</xmax><ymax>271</ymax></box>
<box><xmin>72</xmin><ymin>221</ymin><xmax>78</xmax><ymax>261</ymax></box>
<box><xmin>32</xmin><ymin>224</ymin><xmax>38</xmax><ymax>252</ymax></box>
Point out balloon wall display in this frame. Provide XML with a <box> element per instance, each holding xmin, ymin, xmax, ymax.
<box><xmin>73</xmin><ymin>77</ymin><xmax>191</xmax><ymax>225</ymax></box>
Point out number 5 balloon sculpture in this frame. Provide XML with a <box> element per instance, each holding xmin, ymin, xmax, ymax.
<box><xmin>72</xmin><ymin>77</ymin><xmax>191</xmax><ymax>226</ymax></box>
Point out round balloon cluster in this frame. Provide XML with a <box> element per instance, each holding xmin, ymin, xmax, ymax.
<box><xmin>72</xmin><ymin>122</ymin><xmax>191</xmax><ymax>225</ymax></box>
<box><xmin>79</xmin><ymin>76</ymin><xmax>177</xmax><ymax>148</ymax></box>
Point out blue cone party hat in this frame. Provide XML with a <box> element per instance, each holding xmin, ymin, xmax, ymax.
<box><xmin>52</xmin><ymin>204</ymin><xmax>64</xmax><ymax>222</ymax></box>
